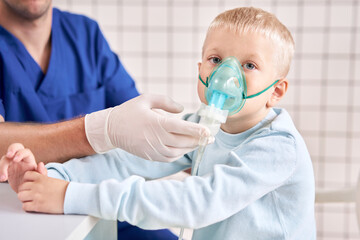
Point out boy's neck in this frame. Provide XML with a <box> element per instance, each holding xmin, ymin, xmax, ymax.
<box><xmin>220</xmin><ymin>108</ymin><xmax>272</xmax><ymax>134</ymax></box>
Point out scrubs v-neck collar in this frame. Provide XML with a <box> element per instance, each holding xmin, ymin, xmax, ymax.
<box><xmin>0</xmin><ymin>9</ymin><xmax>58</xmax><ymax>93</ymax></box>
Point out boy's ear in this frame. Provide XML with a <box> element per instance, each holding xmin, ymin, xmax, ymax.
<box><xmin>266</xmin><ymin>78</ymin><xmax>288</xmax><ymax>108</ymax></box>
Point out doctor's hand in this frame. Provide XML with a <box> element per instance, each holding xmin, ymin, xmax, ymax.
<box><xmin>85</xmin><ymin>94</ymin><xmax>211</xmax><ymax>162</ymax></box>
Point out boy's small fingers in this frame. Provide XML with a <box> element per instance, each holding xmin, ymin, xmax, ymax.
<box><xmin>22</xmin><ymin>201</ymin><xmax>36</xmax><ymax>212</ymax></box>
<box><xmin>37</xmin><ymin>162</ymin><xmax>47</xmax><ymax>176</ymax></box>
<box><xmin>0</xmin><ymin>156</ymin><xmax>11</xmax><ymax>181</ymax></box>
<box><xmin>13</xmin><ymin>149</ymin><xmax>35</xmax><ymax>163</ymax></box>
<box><xmin>6</xmin><ymin>151</ymin><xmax>14</xmax><ymax>158</ymax></box>
<box><xmin>18</xmin><ymin>182</ymin><xmax>33</xmax><ymax>192</ymax></box>
<box><xmin>7</xmin><ymin>143</ymin><xmax>25</xmax><ymax>158</ymax></box>
<box><xmin>18</xmin><ymin>191</ymin><xmax>33</xmax><ymax>202</ymax></box>
<box><xmin>23</xmin><ymin>171</ymin><xmax>39</xmax><ymax>181</ymax></box>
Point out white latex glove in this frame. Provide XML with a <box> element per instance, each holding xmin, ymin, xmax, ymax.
<box><xmin>85</xmin><ymin>94</ymin><xmax>212</xmax><ymax>162</ymax></box>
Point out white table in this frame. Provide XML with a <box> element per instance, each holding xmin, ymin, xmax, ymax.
<box><xmin>0</xmin><ymin>182</ymin><xmax>116</xmax><ymax>240</ymax></box>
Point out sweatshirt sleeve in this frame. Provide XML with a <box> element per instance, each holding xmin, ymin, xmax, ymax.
<box><xmin>46</xmin><ymin>149</ymin><xmax>192</xmax><ymax>183</ymax></box>
<box><xmin>63</xmin><ymin>132</ymin><xmax>297</xmax><ymax>230</ymax></box>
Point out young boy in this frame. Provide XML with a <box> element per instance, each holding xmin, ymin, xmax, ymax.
<box><xmin>3</xmin><ymin>7</ymin><xmax>316</xmax><ymax>239</ymax></box>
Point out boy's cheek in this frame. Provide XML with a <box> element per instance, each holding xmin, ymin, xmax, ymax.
<box><xmin>197</xmin><ymin>82</ymin><xmax>207</xmax><ymax>104</ymax></box>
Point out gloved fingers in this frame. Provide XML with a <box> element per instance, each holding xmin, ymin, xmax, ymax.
<box><xmin>144</xmin><ymin>130</ymin><xmax>198</xmax><ymax>160</ymax></box>
<box><xmin>143</xmin><ymin>94</ymin><xmax>184</xmax><ymax>114</ymax></box>
<box><xmin>159</xmin><ymin>117</ymin><xmax>211</xmax><ymax>139</ymax></box>
<box><xmin>143</xmin><ymin>130</ymin><xmax>168</xmax><ymax>160</ymax></box>
<box><xmin>165</xmin><ymin>146</ymin><xmax>197</xmax><ymax>158</ymax></box>
<box><xmin>157</xmin><ymin>132</ymin><xmax>204</xmax><ymax>149</ymax></box>
<box><xmin>143</xmin><ymin>130</ymin><xmax>184</xmax><ymax>162</ymax></box>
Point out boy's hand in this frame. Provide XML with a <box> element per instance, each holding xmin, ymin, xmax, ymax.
<box><xmin>0</xmin><ymin>143</ymin><xmax>42</xmax><ymax>192</ymax></box>
<box><xmin>17</xmin><ymin>171</ymin><xmax>69</xmax><ymax>214</ymax></box>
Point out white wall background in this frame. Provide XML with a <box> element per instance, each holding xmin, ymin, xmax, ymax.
<box><xmin>54</xmin><ymin>0</ymin><xmax>360</xmax><ymax>239</ymax></box>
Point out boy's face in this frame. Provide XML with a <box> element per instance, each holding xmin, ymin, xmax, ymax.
<box><xmin>198</xmin><ymin>28</ymin><xmax>281</xmax><ymax>130</ymax></box>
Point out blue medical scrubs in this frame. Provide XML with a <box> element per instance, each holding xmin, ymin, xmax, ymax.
<box><xmin>0</xmin><ymin>8</ymin><xmax>177</xmax><ymax>240</ymax></box>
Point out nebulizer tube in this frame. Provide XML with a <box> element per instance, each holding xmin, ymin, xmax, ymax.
<box><xmin>178</xmin><ymin>96</ymin><xmax>228</xmax><ymax>240</ymax></box>
<box><xmin>177</xmin><ymin>57</ymin><xmax>246</xmax><ymax>240</ymax></box>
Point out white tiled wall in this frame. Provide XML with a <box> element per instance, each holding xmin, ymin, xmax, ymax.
<box><xmin>54</xmin><ymin>0</ymin><xmax>360</xmax><ymax>239</ymax></box>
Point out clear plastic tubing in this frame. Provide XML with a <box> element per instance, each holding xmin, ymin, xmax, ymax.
<box><xmin>177</xmin><ymin>143</ymin><xmax>207</xmax><ymax>240</ymax></box>
<box><xmin>178</xmin><ymin>92</ymin><xmax>228</xmax><ymax>240</ymax></box>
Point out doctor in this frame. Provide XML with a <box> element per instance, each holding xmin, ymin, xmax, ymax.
<box><xmin>0</xmin><ymin>0</ymin><xmax>208</xmax><ymax>239</ymax></box>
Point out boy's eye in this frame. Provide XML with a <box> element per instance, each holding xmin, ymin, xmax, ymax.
<box><xmin>243</xmin><ymin>63</ymin><xmax>255</xmax><ymax>70</ymax></box>
<box><xmin>210</xmin><ymin>57</ymin><xmax>221</xmax><ymax>65</ymax></box>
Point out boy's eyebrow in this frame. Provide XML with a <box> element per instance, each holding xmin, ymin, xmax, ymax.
<box><xmin>204</xmin><ymin>47</ymin><xmax>220</xmax><ymax>54</ymax></box>
<box><xmin>204</xmin><ymin>48</ymin><xmax>266</xmax><ymax>66</ymax></box>
<box><xmin>243</xmin><ymin>53</ymin><xmax>265</xmax><ymax>65</ymax></box>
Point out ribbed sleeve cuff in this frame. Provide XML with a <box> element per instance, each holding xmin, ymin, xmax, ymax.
<box><xmin>47</xmin><ymin>168</ymin><xmax>66</xmax><ymax>180</ymax></box>
<box><xmin>64</xmin><ymin>182</ymin><xmax>99</xmax><ymax>215</ymax></box>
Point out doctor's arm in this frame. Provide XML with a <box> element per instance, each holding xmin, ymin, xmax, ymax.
<box><xmin>0</xmin><ymin>94</ymin><xmax>210</xmax><ymax>181</ymax></box>
<box><xmin>0</xmin><ymin>116</ymin><xmax>92</xmax><ymax>165</ymax></box>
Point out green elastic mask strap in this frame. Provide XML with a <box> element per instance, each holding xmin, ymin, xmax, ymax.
<box><xmin>246</xmin><ymin>80</ymin><xmax>279</xmax><ymax>99</ymax></box>
<box><xmin>199</xmin><ymin>75</ymin><xmax>279</xmax><ymax>99</ymax></box>
<box><xmin>199</xmin><ymin>75</ymin><xmax>209</xmax><ymax>87</ymax></box>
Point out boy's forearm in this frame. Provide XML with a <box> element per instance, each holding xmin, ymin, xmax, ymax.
<box><xmin>0</xmin><ymin>117</ymin><xmax>95</xmax><ymax>164</ymax></box>
<box><xmin>45</xmin><ymin>149</ymin><xmax>191</xmax><ymax>185</ymax></box>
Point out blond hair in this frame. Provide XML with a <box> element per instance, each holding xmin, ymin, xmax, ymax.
<box><xmin>206</xmin><ymin>7</ymin><xmax>295</xmax><ymax>78</ymax></box>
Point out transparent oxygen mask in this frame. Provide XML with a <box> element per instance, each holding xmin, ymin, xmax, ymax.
<box><xmin>197</xmin><ymin>56</ymin><xmax>279</xmax><ymax>139</ymax></box>
<box><xmin>197</xmin><ymin>56</ymin><xmax>247</xmax><ymax>142</ymax></box>
<box><xmin>203</xmin><ymin>56</ymin><xmax>247</xmax><ymax>115</ymax></box>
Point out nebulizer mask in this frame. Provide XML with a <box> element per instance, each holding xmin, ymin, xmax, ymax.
<box><xmin>197</xmin><ymin>56</ymin><xmax>279</xmax><ymax>143</ymax></box>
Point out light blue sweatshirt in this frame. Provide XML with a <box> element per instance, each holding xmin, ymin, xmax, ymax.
<box><xmin>46</xmin><ymin>108</ymin><xmax>316</xmax><ymax>240</ymax></box>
